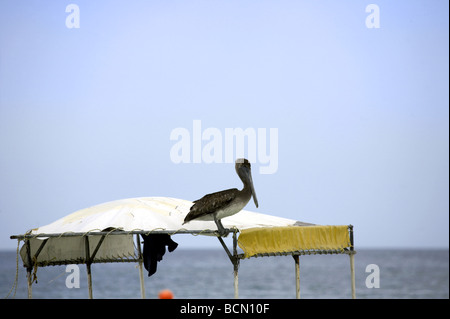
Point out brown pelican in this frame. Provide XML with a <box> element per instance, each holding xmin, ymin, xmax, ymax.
<box><xmin>183</xmin><ymin>158</ymin><xmax>258</xmax><ymax>236</ymax></box>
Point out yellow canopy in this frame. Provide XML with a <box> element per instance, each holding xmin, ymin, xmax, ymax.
<box><xmin>238</xmin><ymin>225</ymin><xmax>351</xmax><ymax>258</ymax></box>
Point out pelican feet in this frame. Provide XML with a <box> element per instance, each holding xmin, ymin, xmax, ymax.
<box><xmin>214</xmin><ymin>218</ymin><xmax>229</xmax><ymax>237</ymax></box>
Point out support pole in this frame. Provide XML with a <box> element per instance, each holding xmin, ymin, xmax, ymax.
<box><xmin>25</xmin><ymin>240</ymin><xmax>32</xmax><ymax>299</ymax></box>
<box><xmin>136</xmin><ymin>234</ymin><xmax>146</xmax><ymax>299</ymax></box>
<box><xmin>217</xmin><ymin>231</ymin><xmax>239</xmax><ymax>299</ymax></box>
<box><xmin>293</xmin><ymin>255</ymin><xmax>300</xmax><ymax>299</ymax></box>
<box><xmin>350</xmin><ymin>252</ymin><xmax>356</xmax><ymax>299</ymax></box>
<box><xmin>233</xmin><ymin>231</ymin><xmax>239</xmax><ymax>299</ymax></box>
<box><xmin>217</xmin><ymin>236</ymin><xmax>233</xmax><ymax>261</ymax></box>
<box><xmin>349</xmin><ymin>225</ymin><xmax>356</xmax><ymax>299</ymax></box>
<box><xmin>85</xmin><ymin>236</ymin><xmax>93</xmax><ymax>299</ymax></box>
<box><xmin>90</xmin><ymin>235</ymin><xmax>106</xmax><ymax>261</ymax></box>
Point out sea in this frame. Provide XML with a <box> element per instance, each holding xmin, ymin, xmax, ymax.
<box><xmin>0</xmin><ymin>248</ymin><xmax>448</xmax><ymax>299</ymax></box>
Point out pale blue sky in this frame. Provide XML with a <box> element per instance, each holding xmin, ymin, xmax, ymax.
<box><xmin>0</xmin><ymin>0</ymin><xmax>448</xmax><ymax>249</ymax></box>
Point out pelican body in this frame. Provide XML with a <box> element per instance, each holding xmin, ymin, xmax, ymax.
<box><xmin>183</xmin><ymin>158</ymin><xmax>258</xmax><ymax>236</ymax></box>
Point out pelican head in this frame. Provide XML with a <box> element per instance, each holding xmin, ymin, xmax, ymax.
<box><xmin>235</xmin><ymin>158</ymin><xmax>258</xmax><ymax>208</ymax></box>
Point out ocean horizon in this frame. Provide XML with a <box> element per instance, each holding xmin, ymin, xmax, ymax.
<box><xmin>1</xmin><ymin>248</ymin><xmax>448</xmax><ymax>299</ymax></box>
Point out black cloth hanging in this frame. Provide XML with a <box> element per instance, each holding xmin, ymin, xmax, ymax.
<box><xmin>141</xmin><ymin>233</ymin><xmax>178</xmax><ymax>277</ymax></box>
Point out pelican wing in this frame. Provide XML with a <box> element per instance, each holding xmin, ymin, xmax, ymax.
<box><xmin>184</xmin><ymin>188</ymin><xmax>239</xmax><ymax>223</ymax></box>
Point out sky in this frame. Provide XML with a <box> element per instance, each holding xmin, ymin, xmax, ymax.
<box><xmin>0</xmin><ymin>0</ymin><xmax>448</xmax><ymax>250</ymax></box>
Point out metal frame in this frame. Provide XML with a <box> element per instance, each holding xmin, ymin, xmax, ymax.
<box><xmin>10</xmin><ymin>225</ymin><xmax>356</xmax><ymax>299</ymax></box>
<box><xmin>232</xmin><ymin>225</ymin><xmax>356</xmax><ymax>299</ymax></box>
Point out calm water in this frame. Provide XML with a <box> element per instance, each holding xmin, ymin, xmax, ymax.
<box><xmin>1</xmin><ymin>248</ymin><xmax>448</xmax><ymax>299</ymax></box>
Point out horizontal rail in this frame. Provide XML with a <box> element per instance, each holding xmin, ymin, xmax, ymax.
<box><xmin>238</xmin><ymin>248</ymin><xmax>356</xmax><ymax>259</ymax></box>
<box><xmin>10</xmin><ymin>228</ymin><xmax>233</xmax><ymax>240</ymax></box>
<box><xmin>31</xmin><ymin>257</ymin><xmax>142</xmax><ymax>268</ymax></box>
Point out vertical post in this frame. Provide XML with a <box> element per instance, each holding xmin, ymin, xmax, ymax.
<box><xmin>136</xmin><ymin>234</ymin><xmax>146</xmax><ymax>299</ymax></box>
<box><xmin>293</xmin><ymin>255</ymin><xmax>300</xmax><ymax>299</ymax></box>
<box><xmin>350</xmin><ymin>253</ymin><xmax>356</xmax><ymax>299</ymax></box>
<box><xmin>25</xmin><ymin>239</ymin><xmax>32</xmax><ymax>299</ymax></box>
<box><xmin>233</xmin><ymin>231</ymin><xmax>239</xmax><ymax>299</ymax></box>
<box><xmin>349</xmin><ymin>225</ymin><xmax>356</xmax><ymax>299</ymax></box>
<box><xmin>217</xmin><ymin>232</ymin><xmax>239</xmax><ymax>299</ymax></box>
<box><xmin>85</xmin><ymin>236</ymin><xmax>93</xmax><ymax>299</ymax></box>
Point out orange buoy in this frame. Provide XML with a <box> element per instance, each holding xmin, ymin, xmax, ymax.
<box><xmin>158</xmin><ymin>289</ymin><xmax>174</xmax><ymax>299</ymax></box>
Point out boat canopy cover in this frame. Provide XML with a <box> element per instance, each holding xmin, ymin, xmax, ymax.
<box><xmin>18</xmin><ymin>197</ymin><xmax>350</xmax><ymax>266</ymax></box>
<box><xmin>238</xmin><ymin>225</ymin><xmax>351</xmax><ymax>258</ymax></box>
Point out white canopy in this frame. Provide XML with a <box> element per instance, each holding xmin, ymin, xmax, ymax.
<box><xmin>12</xmin><ymin>197</ymin><xmax>356</xmax><ymax>300</ymax></box>
<box><xmin>19</xmin><ymin>197</ymin><xmax>309</xmax><ymax>267</ymax></box>
<box><xmin>32</xmin><ymin>197</ymin><xmax>302</xmax><ymax>235</ymax></box>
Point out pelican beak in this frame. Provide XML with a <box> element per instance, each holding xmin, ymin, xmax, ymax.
<box><xmin>250</xmin><ymin>175</ymin><xmax>259</xmax><ymax>208</ymax></box>
<box><xmin>241</xmin><ymin>165</ymin><xmax>258</xmax><ymax>208</ymax></box>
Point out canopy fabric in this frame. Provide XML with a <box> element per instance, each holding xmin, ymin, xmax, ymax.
<box><xmin>30</xmin><ymin>197</ymin><xmax>302</xmax><ymax>235</ymax></box>
<box><xmin>20</xmin><ymin>234</ymin><xmax>135</xmax><ymax>267</ymax></box>
<box><xmin>238</xmin><ymin>225</ymin><xmax>351</xmax><ymax>258</ymax></box>
<box><xmin>16</xmin><ymin>197</ymin><xmax>352</xmax><ymax>267</ymax></box>
<box><xmin>19</xmin><ymin>197</ymin><xmax>311</xmax><ymax>267</ymax></box>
